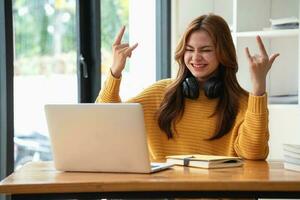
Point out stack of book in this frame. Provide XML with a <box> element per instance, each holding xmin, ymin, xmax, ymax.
<box><xmin>270</xmin><ymin>17</ymin><xmax>299</xmax><ymax>29</ymax></box>
<box><xmin>283</xmin><ymin>144</ymin><xmax>300</xmax><ymax>172</ymax></box>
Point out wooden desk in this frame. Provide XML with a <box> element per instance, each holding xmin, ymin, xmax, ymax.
<box><xmin>0</xmin><ymin>160</ymin><xmax>300</xmax><ymax>199</ymax></box>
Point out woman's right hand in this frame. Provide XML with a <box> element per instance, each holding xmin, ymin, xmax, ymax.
<box><xmin>110</xmin><ymin>26</ymin><xmax>138</xmax><ymax>78</ymax></box>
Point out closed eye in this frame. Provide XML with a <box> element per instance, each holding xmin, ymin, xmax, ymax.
<box><xmin>201</xmin><ymin>49</ymin><xmax>212</xmax><ymax>52</ymax></box>
<box><xmin>185</xmin><ymin>48</ymin><xmax>194</xmax><ymax>52</ymax></box>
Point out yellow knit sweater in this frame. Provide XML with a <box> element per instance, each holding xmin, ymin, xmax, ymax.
<box><xmin>96</xmin><ymin>72</ymin><xmax>269</xmax><ymax>161</ymax></box>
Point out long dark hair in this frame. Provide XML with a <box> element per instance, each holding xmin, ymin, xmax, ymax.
<box><xmin>157</xmin><ymin>14</ymin><xmax>247</xmax><ymax>140</ymax></box>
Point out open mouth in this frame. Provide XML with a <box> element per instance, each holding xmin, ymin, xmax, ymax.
<box><xmin>192</xmin><ymin>63</ymin><xmax>208</xmax><ymax>68</ymax></box>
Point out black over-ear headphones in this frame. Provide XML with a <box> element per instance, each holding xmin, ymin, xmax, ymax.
<box><xmin>182</xmin><ymin>70</ymin><xmax>223</xmax><ymax>100</ymax></box>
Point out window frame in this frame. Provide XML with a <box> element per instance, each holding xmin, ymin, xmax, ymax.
<box><xmin>156</xmin><ymin>0</ymin><xmax>171</xmax><ymax>80</ymax></box>
<box><xmin>76</xmin><ymin>0</ymin><xmax>101</xmax><ymax>103</ymax></box>
<box><xmin>0</xmin><ymin>0</ymin><xmax>15</xmax><ymax>182</ymax></box>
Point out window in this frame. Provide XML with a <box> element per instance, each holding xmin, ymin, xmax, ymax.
<box><xmin>101</xmin><ymin>0</ymin><xmax>129</xmax><ymax>98</ymax></box>
<box><xmin>13</xmin><ymin>0</ymin><xmax>77</xmax><ymax>169</ymax></box>
<box><xmin>2</xmin><ymin>0</ymin><xmax>169</xmax><ymax>174</ymax></box>
<box><xmin>101</xmin><ymin>0</ymin><xmax>156</xmax><ymax>101</ymax></box>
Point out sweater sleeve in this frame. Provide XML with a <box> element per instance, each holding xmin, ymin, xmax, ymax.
<box><xmin>233</xmin><ymin>93</ymin><xmax>269</xmax><ymax>160</ymax></box>
<box><xmin>95</xmin><ymin>70</ymin><xmax>170</xmax><ymax>104</ymax></box>
<box><xmin>95</xmin><ymin>71</ymin><xmax>122</xmax><ymax>103</ymax></box>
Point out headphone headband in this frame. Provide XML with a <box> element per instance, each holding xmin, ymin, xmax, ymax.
<box><xmin>182</xmin><ymin>70</ymin><xmax>223</xmax><ymax>99</ymax></box>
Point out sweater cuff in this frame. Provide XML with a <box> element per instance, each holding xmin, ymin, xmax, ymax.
<box><xmin>247</xmin><ymin>93</ymin><xmax>268</xmax><ymax>113</ymax></box>
<box><xmin>105</xmin><ymin>70</ymin><xmax>122</xmax><ymax>93</ymax></box>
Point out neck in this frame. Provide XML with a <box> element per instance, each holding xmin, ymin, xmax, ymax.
<box><xmin>196</xmin><ymin>69</ymin><xmax>219</xmax><ymax>85</ymax></box>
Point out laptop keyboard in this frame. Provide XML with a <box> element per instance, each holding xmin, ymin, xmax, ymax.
<box><xmin>150</xmin><ymin>163</ymin><xmax>160</xmax><ymax>168</ymax></box>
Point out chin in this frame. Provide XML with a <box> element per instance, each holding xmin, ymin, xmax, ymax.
<box><xmin>193</xmin><ymin>73</ymin><xmax>211</xmax><ymax>82</ymax></box>
<box><xmin>192</xmin><ymin>72</ymin><xmax>207</xmax><ymax>79</ymax></box>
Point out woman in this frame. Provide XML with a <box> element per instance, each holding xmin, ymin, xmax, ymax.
<box><xmin>96</xmin><ymin>14</ymin><xmax>279</xmax><ymax>162</ymax></box>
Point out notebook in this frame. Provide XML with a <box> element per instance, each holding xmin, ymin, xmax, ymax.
<box><xmin>44</xmin><ymin>103</ymin><xmax>173</xmax><ymax>173</ymax></box>
<box><xmin>166</xmin><ymin>154</ymin><xmax>243</xmax><ymax>169</ymax></box>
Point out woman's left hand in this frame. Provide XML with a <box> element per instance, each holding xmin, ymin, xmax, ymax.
<box><xmin>245</xmin><ymin>36</ymin><xmax>280</xmax><ymax>96</ymax></box>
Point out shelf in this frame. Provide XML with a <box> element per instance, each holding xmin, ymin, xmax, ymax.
<box><xmin>235</xmin><ymin>29</ymin><xmax>299</xmax><ymax>38</ymax></box>
<box><xmin>268</xmin><ymin>95</ymin><xmax>298</xmax><ymax>104</ymax></box>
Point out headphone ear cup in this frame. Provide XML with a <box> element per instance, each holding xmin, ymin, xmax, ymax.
<box><xmin>182</xmin><ymin>77</ymin><xmax>199</xmax><ymax>99</ymax></box>
<box><xmin>182</xmin><ymin>80</ymin><xmax>190</xmax><ymax>97</ymax></box>
<box><xmin>204</xmin><ymin>77</ymin><xmax>223</xmax><ymax>99</ymax></box>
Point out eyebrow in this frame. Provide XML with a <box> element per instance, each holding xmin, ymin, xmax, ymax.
<box><xmin>186</xmin><ymin>44</ymin><xmax>213</xmax><ymax>49</ymax></box>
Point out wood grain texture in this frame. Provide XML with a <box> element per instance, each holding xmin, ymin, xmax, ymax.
<box><xmin>0</xmin><ymin>160</ymin><xmax>300</xmax><ymax>194</ymax></box>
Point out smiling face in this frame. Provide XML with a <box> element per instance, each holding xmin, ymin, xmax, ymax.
<box><xmin>183</xmin><ymin>30</ymin><xmax>219</xmax><ymax>83</ymax></box>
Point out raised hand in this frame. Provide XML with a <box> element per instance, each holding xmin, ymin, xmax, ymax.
<box><xmin>111</xmin><ymin>26</ymin><xmax>138</xmax><ymax>78</ymax></box>
<box><xmin>245</xmin><ymin>36</ymin><xmax>280</xmax><ymax>96</ymax></box>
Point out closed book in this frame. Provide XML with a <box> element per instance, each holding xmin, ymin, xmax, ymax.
<box><xmin>284</xmin><ymin>162</ymin><xmax>300</xmax><ymax>172</ymax></box>
<box><xmin>272</xmin><ymin>23</ymin><xmax>299</xmax><ymax>30</ymax></box>
<box><xmin>284</xmin><ymin>155</ymin><xmax>300</xmax><ymax>165</ymax></box>
<box><xmin>166</xmin><ymin>154</ymin><xmax>243</xmax><ymax>169</ymax></box>
<box><xmin>283</xmin><ymin>151</ymin><xmax>300</xmax><ymax>159</ymax></box>
<box><xmin>270</xmin><ymin>17</ymin><xmax>299</xmax><ymax>26</ymax></box>
<box><xmin>283</xmin><ymin>144</ymin><xmax>300</xmax><ymax>154</ymax></box>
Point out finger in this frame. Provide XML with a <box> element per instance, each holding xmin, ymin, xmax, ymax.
<box><xmin>124</xmin><ymin>43</ymin><xmax>138</xmax><ymax>56</ymax></box>
<box><xmin>256</xmin><ymin>35</ymin><xmax>268</xmax><ymax>57</ymax></box>
<box><xmin>129</xmin><ymin>43</ymin><xmax>138</xmax><ymax>51</ymax></box>
<box><xmin>252</xmin><ymin>55</ymin><xmax>260</xmax><ymax>63</ymax></box>
<box><xmin>113</xmin><ymin>26</ymin><xmax>126</xmax><ymax>46</ymax></box>
<box><xmin>115</xmin><ymin>43</ymin><xmax>129</xmax><ymax>50</ymax></box>
<box><xmin>127</xmin><ymin>45</ymin><xmax>136</xmax><ymax>58</ymax></box>
<box><xmin>245</xmin><ymin>47</ymin><xmax>252</xmax><ymax>62</ymax></box>
<box><xmin>269</xmin><ymin>53</ymin><xmax>280</xmax><ymax>66</ymax></box>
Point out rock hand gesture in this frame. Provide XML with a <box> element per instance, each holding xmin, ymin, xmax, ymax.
<box><xmin>245</xmin><ymin>36</ymin><xmax>280</xmax><ymax>96</ymax></box>
<box><xmin>110</xmin><ymin>26</ymin><xmax>138</xmax><ymax>78</ymax></box>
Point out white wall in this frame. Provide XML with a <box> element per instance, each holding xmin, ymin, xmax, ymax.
<box><xmin>268</xmin><ymin>105</ymin><xmax>300</xmax><ymax>160</ymax></box>
<box><xmin>171</xmin><ymin>0</ymin><xmax>232</xmax><ymax>78</ymax></box>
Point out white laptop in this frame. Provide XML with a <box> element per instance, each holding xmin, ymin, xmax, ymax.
<box><xmin>44</xmin><ymin>103</ymin><xmax>173</xmax><ymax>173</ymax></box>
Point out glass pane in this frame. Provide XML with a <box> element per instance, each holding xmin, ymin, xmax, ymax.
<box><xmin>13</xmin><ymin>0</ymin><xmax>77</xmax><ymax>170</ymax></box>
<box><xmin>101</xmin><ymin>0</ymin><xmax>156</xmax><ymax>100</ymax></box>
<box><xmin>101</xmin><ymin>0</ymin><xmax>130</xmax><ymax>99</ymax></box>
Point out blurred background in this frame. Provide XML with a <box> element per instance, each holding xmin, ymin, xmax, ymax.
<box><xmin>1</xmin><ymin>0</ymin><xmax>299</xmax><ymax>171</ymax></box>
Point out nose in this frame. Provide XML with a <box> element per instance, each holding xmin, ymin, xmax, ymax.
<box><xmin>192</xmin><ymin>51</ymin><xmax>203</xmax><ymax>61</ymax></box>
